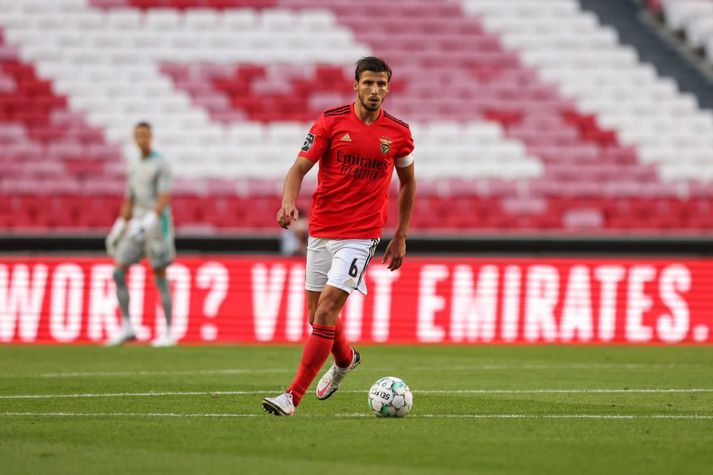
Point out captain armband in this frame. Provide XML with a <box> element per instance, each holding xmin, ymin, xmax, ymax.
<box><xmin>395</xmin><ymin>154</ymin><xmax>414</xmax><ymax>168</ymax></box>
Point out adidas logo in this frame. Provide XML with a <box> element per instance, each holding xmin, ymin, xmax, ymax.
<box><xmin>340</xmin><ymin>133</ymin><xmax>352</xmax><ymax>142</ymax></box>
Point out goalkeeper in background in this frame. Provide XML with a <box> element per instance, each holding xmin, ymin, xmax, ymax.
<box><xmin>104</xmin><ymin>122</ymin><xmax>176</xmax><ymax>347</ymax></box>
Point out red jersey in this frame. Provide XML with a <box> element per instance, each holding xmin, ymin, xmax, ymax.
<box><xmin>298</xmin><ymin>103</ymin><xmax>414</xmax><ymax>239</ymax></box>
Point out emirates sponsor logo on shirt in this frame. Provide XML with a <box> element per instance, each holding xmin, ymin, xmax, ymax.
<box><xmin>379</xmin><ymin>137</ymin><xmax>393</xmax><ymax>155</ymax></box>
<box><xmin>336</xmin><ymin>151</ymin><xmax>388</xmax><ymax>181</ymax></box>
<box><xmin>340</xmin><ymin>133</ymin><xmax>352</xmax><ymax>142</ymax></box>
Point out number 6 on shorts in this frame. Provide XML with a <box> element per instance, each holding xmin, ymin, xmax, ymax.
<box><xmin>306</xmin><ymin>237</ymin><xmax>379</xmax><ymax>295</ymax></box>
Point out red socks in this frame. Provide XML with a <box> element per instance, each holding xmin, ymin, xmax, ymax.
<box><xmin>332</xmin><ymin>318</ymin><xmax>354</xmax><ymax>368</ymax></box>
<box><xmin>287</xmin><ymin>324</ymin><xmax>335</xmax><ymax>406</ymax></box>
<box><xmin>287</xmin><ymin>320</ymin><xmax>354</xmax><ymax>406</ymax></box>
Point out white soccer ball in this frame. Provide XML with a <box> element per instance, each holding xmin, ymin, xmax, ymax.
<box><xmin>368</xmin><ymin>376</ymin><xmax>413</xmax><ymax>418</ymax></box>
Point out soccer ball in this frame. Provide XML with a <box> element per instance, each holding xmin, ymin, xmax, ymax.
<box><xmin>368</xmin><ymin>376</ymin><xmax>413</xmax><ymax>418</ymax></box>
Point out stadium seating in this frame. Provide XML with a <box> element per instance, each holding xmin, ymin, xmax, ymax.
<box><xmin>659</xmin><ymin>0</ymin><xmax>713</xmax><ymax>60</ymax></box>
<box><xmin>0</xmin><ymin>0</ymin><xmax>712</xmax><ymax>234</ymax></box>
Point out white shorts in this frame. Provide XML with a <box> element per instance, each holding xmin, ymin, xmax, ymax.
<box><xmin>305</xmin><ymin>236</ymin><xmax>380</xmax><ymax>295</ymax></box>
<box><xmin>114</xmin><ymin>220</ymin><xmax>175</xmax><ymax>270</ymax></box>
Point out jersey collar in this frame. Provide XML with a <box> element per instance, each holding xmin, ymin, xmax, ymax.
<box><xmin>351</xmin><ymin>102</ymin><xmax>384</xmax><ymax>126</ymax></box>
<box><xmin>141</xmin><ymin>150</ymin><xmax>158</xmax><ymax>161</ymax></box>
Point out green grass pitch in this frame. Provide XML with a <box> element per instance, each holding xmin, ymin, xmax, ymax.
<box><xmin>1</xmin><ymin>345</ymin><xmax>712</xmax><ymax>474</ymax></box>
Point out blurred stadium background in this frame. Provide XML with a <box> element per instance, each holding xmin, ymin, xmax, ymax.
<box><xmin>1</xmin><ymin>0</ymin><xmax>713</xmax><ymax>345</ymax></box>
<box><xmin>2</xmin><ymin>0</ymin><xmax>713</xmax><ymax>238</ymax></box>
<box><xmin>2</xmin><ymin>3</ymin><xmax>713</xmax><ymax>474</ymax></box>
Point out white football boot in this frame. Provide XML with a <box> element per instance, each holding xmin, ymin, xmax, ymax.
<box><xmin>105</xmin><ymin>323</ymin><xmax>136</xmax><ymax>347</ymax></box>
<box><xmin>262</xmin><ymin>392</ymin><xmax>295</xmax><ymax>416</ymax></box>
<box><xmin>315</xmin><ymin>349</ymin><xmax>361</xmax><ymax>400</ymax></box>
<box><xmin>151</xmin><ymin>332</ymin><xmax>176</xmax><ymax>348</ymax></box>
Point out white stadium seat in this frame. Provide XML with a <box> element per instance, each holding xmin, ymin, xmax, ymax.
<box><xmin>0</xmin><ymin>0</ymin><xmax>712</xmax><ymax>233</ymax></box>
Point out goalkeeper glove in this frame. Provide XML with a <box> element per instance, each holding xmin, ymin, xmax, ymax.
<box><xmin>129</xmin><ymin>211</ymin><xmax>158</xmax><ymax>241</ymax></box>
<box><xmin>105</xmin><ymin>217</ymin><xmax>126</xmax><ymax>256</ymax></box>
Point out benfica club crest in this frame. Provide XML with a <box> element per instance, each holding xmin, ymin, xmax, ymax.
<box><xmin>379</xmin><ymin>137</ymin><xmax>393</xmax><ymax>155</ymax></box>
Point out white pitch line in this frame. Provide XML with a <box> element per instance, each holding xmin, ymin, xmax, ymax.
<box><xmin>410</xmin><ymin>363</ymin><xmax>703</xmax><ymax>371</ymax></box>
<box><xmin>0</xmin><ymin>363</ymin><xmax>702</xmax><ymax>379</ymax></box>
<box><xmin>2</xmin><ymin>388</ymin><xmax>713</xmax><ymax>400</ymax></box>
<box><xmin>335</xmin><ymin>413</ymin><xmax>713</xmax><ymax>420</ymax></box>
<box><xmin>0</xmin><ymin>412</ymin><xmax>712</xmax><ymax>420</ymax></box>
<box><xmin>0</xmin><ymin>390</ymin><xmax>263</xmax><ymax>399</ymax></box>
<box><xmin>406</xmin><ymin>389</ymin><xmax>713</xmax><ymax>394</ymax></box>
<box><xmin>0</xmin><ymin>412</ymin><xmax>257</xmax><ymax>418</ymax></box>
<box><xmin>32</xmin><ymin>368</ymin><xmax>291</xmax><ymax>378</ymax></box>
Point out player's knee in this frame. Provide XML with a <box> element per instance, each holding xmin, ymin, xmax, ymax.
<box><xmin>313</xmin><ymin>308</ymin><xmax>336</xmax><ymax>326</ymax></box>
<box><xmin>308</xmin><ymin>304</ymin><xmax>318</xmax><ymax>326</ymax></box>
<box><xmin>313</xmin><ymin>299</ymin><xmax>340</xmax><ymax>326</ymax></box>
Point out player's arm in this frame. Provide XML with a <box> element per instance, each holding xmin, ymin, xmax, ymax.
<box><xmin>107</xmin><ymin>193</ymin><xmax>133</xmax><ymax>255</ymax></box>
<box><xmin>383</xmin><ymin>161</ymin><xmax>416</xmax><ymax>271</ymax></box>
<box><xmin>154</xmin><ymin>159</ymin><xmax>172</xmax><ymax>218</ymax></box>
<box><xmin>119</xmin><ymin>195</ymin><xmax>133</xmax><ymax>220</ymax></box>
<box><xmin>128</xmin><ymin>192</ymin><xmax>170</xmax><ymax>236</ymax></box>
<box><xmin>142</xmin><ymin>159</ymin><xmax>172</xmax><ymax>228</ymax></box>
<box><xmin>154</xmin><ymin>193</ymin><xmax>170</xmax><ymax>216</ymax></box>
<box><xmin>278</xmin><ymin>156</ymin><xmax>316</xmax><ymax>229</ymax></box>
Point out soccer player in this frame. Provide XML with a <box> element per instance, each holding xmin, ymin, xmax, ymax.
<box><xmin>262</xmin><ymin>57</ymin><xmax>416</xmax><ymax>416</ymax></box>
<box><xmin>105</xmin><ymin>122</ymin><xmax>176</xmax><ymax>348</ymax></box>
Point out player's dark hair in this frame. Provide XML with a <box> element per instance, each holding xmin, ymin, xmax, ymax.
<box><xmin>135</xmin><ymin>121</ymin><xmax>152</xmax><ymax>130</ymax></box>
<box><xmin>354</xmin><ymin>57</ymin><xmax>392</xmax><ymax>82</ymax></box>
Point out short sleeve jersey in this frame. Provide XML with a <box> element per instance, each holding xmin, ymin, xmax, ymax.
<box><xmin>127</xmin><ymin>151</ymin><xmax>172</xmax><ymax>219</ymax></box>
<box><xmin>298</xmin><ymin>103</ymin><xmax>414</xmax><ymax>239</ymax></box>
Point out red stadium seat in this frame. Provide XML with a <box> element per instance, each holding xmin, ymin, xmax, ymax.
<box><xmin>1</xmin><ymin>1</ymin><xmax>711</xmax><ymax>235</ymax></box>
